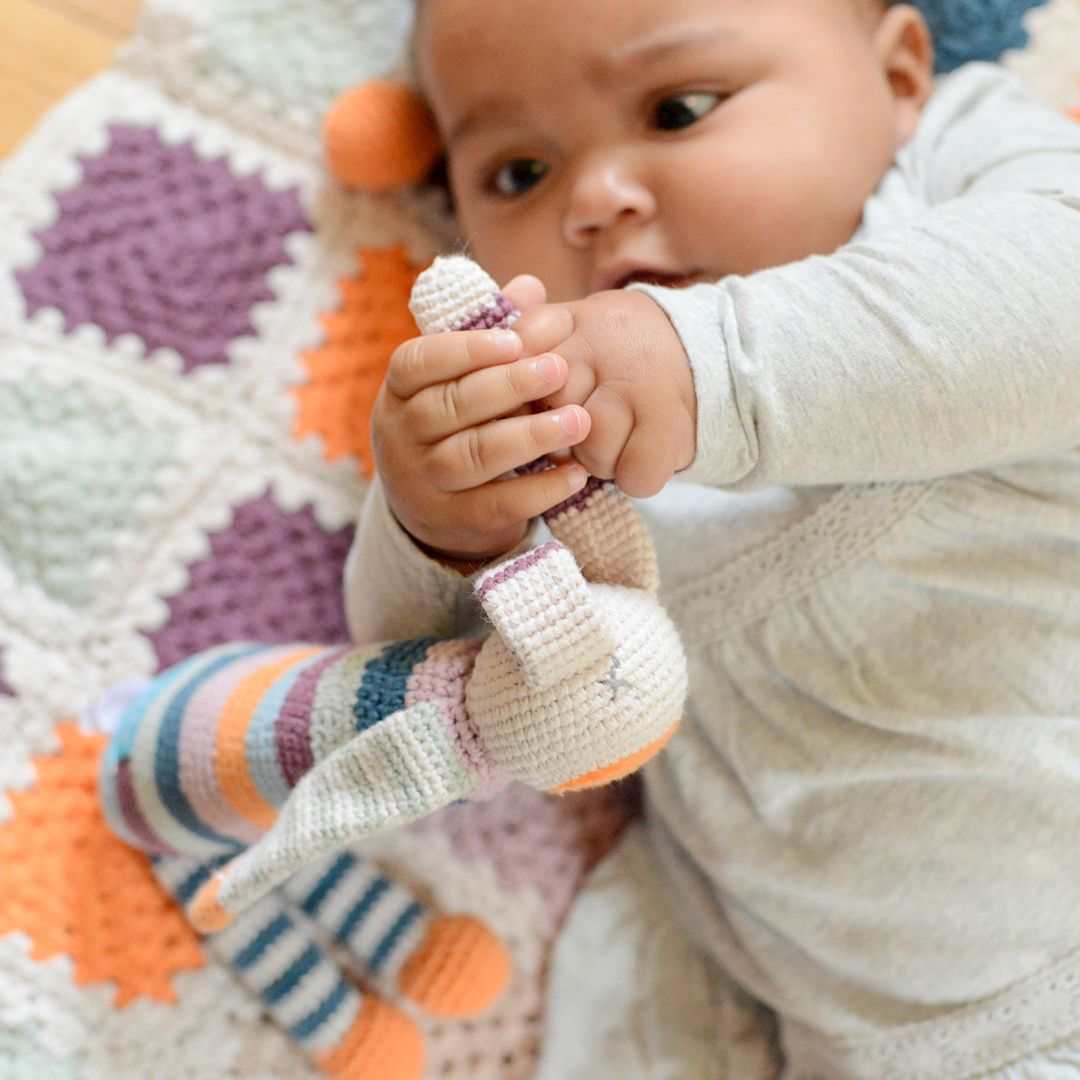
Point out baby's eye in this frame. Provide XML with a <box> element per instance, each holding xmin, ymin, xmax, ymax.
<box><xmin>651</xmin><ymin>92</ymin><xmax>722</xmax><ymax>132</ymax></box>
<box><xmin>489</xmin><ymin>158</ymin><xmax>549</xmax><ymax>197</ymax></box>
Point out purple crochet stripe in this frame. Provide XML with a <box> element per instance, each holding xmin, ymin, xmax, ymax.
<box><xmin>543</xmin><ymin>475</ymin><xmax>607</xmax><ymax>520</ymax></box>
<box><xmin>475</xmin><ymin>539</ymin><xmax>565</xmax><ymax>602</ymax></box>
<box><xmin>116</xmin><ymin>759</ymin><xmax>176</xmax><ymax>856</ymax></box>
<box><xmin>275</xmin><ymin>646</ymin><xmax>350</xmax><ymax>787</ymax></box>
<box><xmin>450</xmin><ymin>293</ymin><xmax>515</xmax><ymax>332</ymax></box>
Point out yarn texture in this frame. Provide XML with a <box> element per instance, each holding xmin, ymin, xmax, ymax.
<box><xmin>0</xmin><ymin>0</ymin><xmax>1075</xmax><ymax>1077</ymax></box>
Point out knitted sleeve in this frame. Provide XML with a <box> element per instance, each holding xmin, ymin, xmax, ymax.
<box><xmin>631</xmin><ymin>63</ymin><xmax>1080</xmax><ymax>491</ymax></box>
<box><xmin>344</xmin><ymin>476</ymin><xmax>483</xmax><ymax>644</ymax></box>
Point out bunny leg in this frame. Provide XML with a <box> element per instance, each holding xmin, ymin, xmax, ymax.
<box><xmin>282</xmin><ymin>849</ymin><xmax>511</xmax><ymax>1019</ymax></box>
<box><xmin>153</xmin><ymin>855</ymin><xmax>423</xmax><ymax>1080</ymax></box>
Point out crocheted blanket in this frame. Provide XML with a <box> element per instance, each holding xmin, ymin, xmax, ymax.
<box><xmin>0</xmin><ymin>1</ymin><xmax>1076</xmax><ymax>1076</ymax></box>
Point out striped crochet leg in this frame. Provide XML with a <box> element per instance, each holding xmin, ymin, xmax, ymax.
<box><xmin>154</xmin><ymin>856</ymin><xmax>423</xmax><ymax>1080</ymax></box>
<box><xmin>281</xmin><ymin>849</ymin><xmax>510</xmax><ymax>1019</ymax></box>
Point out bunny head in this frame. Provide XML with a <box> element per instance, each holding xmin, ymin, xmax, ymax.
<box><xmin>467</xmin><ymin>485</ymin><xmax>686</xmax><ymax>794</ymax></box>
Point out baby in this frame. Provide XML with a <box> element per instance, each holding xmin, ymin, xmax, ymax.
<box><xmin>350</xmin><ymin>0</ymin><xmax>1080</xmax><ymax>1076</ymax></box>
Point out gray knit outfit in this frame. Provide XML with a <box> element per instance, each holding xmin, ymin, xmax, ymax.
<box><xmin>345</xmin><ymin>63</ymin><xmax>1080</xmax><ymax>1078</ymax></box>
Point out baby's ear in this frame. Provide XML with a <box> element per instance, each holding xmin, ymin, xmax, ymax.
<box><xmin>874</xmin><ymin>4</ymin><xmax>935</xmax><ymax>144</ymax></box>
<box><xmin>474</xmin><ymin>541</ymin><xmax>614</xmax><ymax>692</ymax></box>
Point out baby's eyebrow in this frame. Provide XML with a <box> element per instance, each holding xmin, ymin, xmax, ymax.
<box><xmin>447</xmin><ymin>96</ymin><xmax>521</xmax><ymax>146</ymax></box>
<box><xmin>602</xmin><ymin>23</ymin><xmax>740</xmax><ymax>73</ymax></box>
<box><xmin>445</xmin><ymin>23</ymin><xmax>740</xmax><ymax>146</ymax></box>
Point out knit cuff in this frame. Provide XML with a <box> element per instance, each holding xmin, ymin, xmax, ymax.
<box><xmin>628</xmin><ymin>280</ymin><xmax>751</xmax><ymax>489</ymax></box>
<box><xmin>343</xmin><ymin>477</ymin><xmax>541</xmax><ymax>643</ymax></box>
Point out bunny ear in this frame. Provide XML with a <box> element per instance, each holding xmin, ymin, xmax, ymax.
<box><xmin>542</xmin><ymin>478</ymin><xmax>660</xmax><ymax>593</ymax></box>
<box><xmin>474</xmin><ymin>540</ymin><xmax>615</xmax><ymax>693</ymax></box>
<box><xmin>187</xmin><ymin>703</ymin><xmax>478</xmax><ymax>933</ymax></box>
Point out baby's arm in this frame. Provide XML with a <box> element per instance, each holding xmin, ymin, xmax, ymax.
<box><xmin>629</xmin><ymin>65</ymin><xmax>1080</xmax><ymax>491</ymax></box>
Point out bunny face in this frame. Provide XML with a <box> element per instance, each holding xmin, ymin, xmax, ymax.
<box><xmin>466</xmin><ymin>540</ymin><xmax>686</xmax><ymax>793</ymax></box>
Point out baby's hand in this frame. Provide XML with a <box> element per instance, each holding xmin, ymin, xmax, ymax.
<box><xmin>514</xmin><ymin>290</ymin><xmax>697</xmax><ymax>498</ymax></box>
<box><xmin>372</xmin><ymin>282</ymin><xmax>592</xmax><ymax>567</ymax></box>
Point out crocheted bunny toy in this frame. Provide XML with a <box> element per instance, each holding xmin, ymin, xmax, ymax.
<box><xmin>99</xmin><ymin>255</ymin><xmax>687</xmax><ymax>940</ymax></box>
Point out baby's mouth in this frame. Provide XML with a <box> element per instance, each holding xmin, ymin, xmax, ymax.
<box><xmin>610</xmin><ymin>269</ymin><xmax>706</xmax><ymax>291</ymax></box>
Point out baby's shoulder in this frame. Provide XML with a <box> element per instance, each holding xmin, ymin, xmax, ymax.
<box><xmin>909</xmin><ymin>62</ymin><xmax>1080</xmax><ymax>199</ymax></box>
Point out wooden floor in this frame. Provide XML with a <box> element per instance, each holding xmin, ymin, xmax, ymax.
<box><xmin>1</xmin><ymin>0</ymin><xmax>144</xmax><ymax>156</ymax></box>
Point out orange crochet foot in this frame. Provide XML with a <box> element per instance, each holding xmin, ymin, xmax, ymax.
<box><xmin>397</xmin><ymin>914</ymin><xmax>511</xmax><ymax>1018</ymax></box>
<box><xmin>314</xmin><ymin>997</ymin><xmax>424</xmax><ymax>1080</ymax></box>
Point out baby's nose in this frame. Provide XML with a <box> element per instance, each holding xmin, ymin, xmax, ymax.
<box><xmin>563</xmin><ymin>154</ymin><xmax>657</xmax><ymax>246</ymax></box>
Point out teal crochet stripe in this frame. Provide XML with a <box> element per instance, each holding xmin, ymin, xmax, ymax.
<box><xmin>99</xmin><ymin>637</ymin><xmax>457</xmax><ymax>857</ymax></box>
<box><xmin>353</xmin><ymin>637</ymin><xmax>438</xmax><ymax>733</ymax></box>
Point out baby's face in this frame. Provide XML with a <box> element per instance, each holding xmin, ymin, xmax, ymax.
<box><xmin>418</xmin><ymin>0</ymin><xmax>928</xmax><ymax>302</ymax></box>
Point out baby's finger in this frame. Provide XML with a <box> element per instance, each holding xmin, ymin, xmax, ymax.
<box><xmin>512</xmin><ymin>303</ymin><xmax>576</xmax><ymax>359</ymax></box>
<box><xmin>428</xmin><ymin>406</ymin><xmax>591</xmax><ymax>491</ymax></box>
<box><xmin>537</xmin><ymin>341</ymin><xmax>598</xmax><ymax>411</ymax></box>
<box><xmin>462</xmin><ymin>461</ymin><xmax>591</xmax><ymax>530</ymax></box>
<box><xmin>502</xmin><ymin>274</ymin><xmax>547</xmax><ymax>312</ymax></box>
<box><xmin>613</xmin><ymin>419</ymin><xmax>679</xmax><ymax>498</ymax></box>
<box><xmin>408</xmin><ymin>353</ymin><xmax>569</xmax><ymax>442</ymax></box>
<box><xmin>386</xmin><ymin>328</ymin><xmax>521</xmax><ymax>398</ymax></box>
<box><xmin>566</xmin><ymin>383</ymin><xmax>634</xmax><ymax>480</ymax></box>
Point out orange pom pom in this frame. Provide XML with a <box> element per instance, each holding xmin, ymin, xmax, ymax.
<box><xmin>323</xmin><ymin>81</ymin><xmax>442</xmax><ymax>193</ymax></box>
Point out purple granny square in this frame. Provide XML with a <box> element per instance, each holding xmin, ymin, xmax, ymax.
<box><xmin>16</xmin><ymin>125</ymin><xmax>311</xmax><ymax>372</ymax></box>
<box><xmin>147</xmin><ymin>493</ymin><xmax>353</xmax><ymax>671</ymax></box>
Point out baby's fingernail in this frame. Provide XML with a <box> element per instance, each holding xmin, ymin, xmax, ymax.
<box><xmin>566</xmin><ymin>465</ymin><xmax>588</xmax><ymax>489</ymax></box>
<box><xmin>491</xmin><ymin>329</ymin><xmax>520</xmax><ymax>356</ymax></box>
<box><xmin>557</xmin><ymin>407</ymin><xmax>584</xmax><ymax>437</ymax></box>
<box><xmin>534</xmin><ymin>354</ymin><xmax>563</xmax><ymax>382</ymax></box>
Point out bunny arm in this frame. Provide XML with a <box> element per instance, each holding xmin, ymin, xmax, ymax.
<box><xmin>188</xmin><ymin>698</ymin><xmax>483</xmax><ymax>932</ymax></box>
<box><xmin>94</xmin><ymin>632</ymin><xmax>514</xmax><ymax>933</ymax></box>
<box><xmin>97</xmin><ymin>636</ymin><xmax>501</xmax><ymax>862</ymax></box>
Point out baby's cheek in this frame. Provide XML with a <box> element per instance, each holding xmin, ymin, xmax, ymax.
<box><xmin>730</xmin><ymin>183</ymin><xmax>852</xmax><ymax>272</ymax></box>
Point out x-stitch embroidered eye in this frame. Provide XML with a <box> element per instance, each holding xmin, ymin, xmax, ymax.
<box><xmin>598</xmin><ymin>656</ymin><xmax>632</xmax><ymax>702</ymax></box>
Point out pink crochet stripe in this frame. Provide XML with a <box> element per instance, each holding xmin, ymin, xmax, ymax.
<box><xmin>543</xmin><ymin>475</ymin><xmax>607</xmax><ymax>520</ymax></box>
<box><xmin>275</xmin><ymin>646</ymin><xmax>350</xmax><ymax>787</ymax></box>
<box><xmin>517</xmin><ymin>458</ymin><xmax>606</xmax><ymax>507</ymax></box>
<box><xmin>474</xmin><ymin>540</ymin><xmax>565</xmax><ymax>603</ymax></box>
<box><xmin>402</xmin><ymin>638</ymin><xmax>509</xmax><ymax>797</ymax></box>
<box><xmin>450</xmin><ymin>293</ymin><xmax>515</xmax><ymax>332</ymax></box>
<box><xmin>117</xmin><ymin>760</ymin><xmax>176</xmax><ymax>856</ymax></box>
